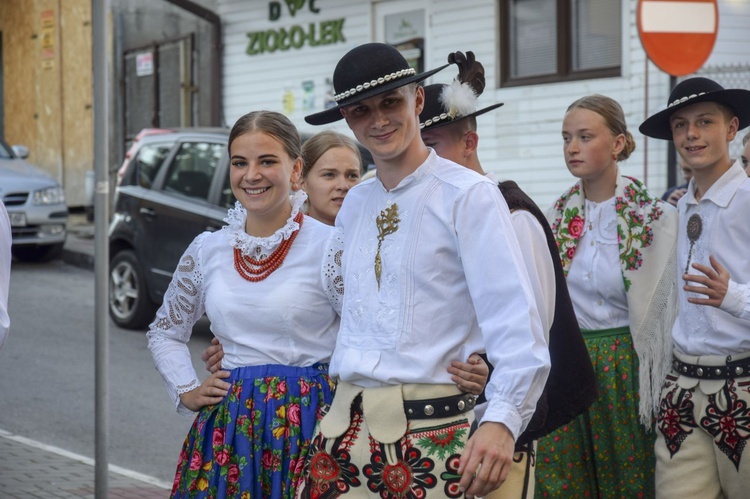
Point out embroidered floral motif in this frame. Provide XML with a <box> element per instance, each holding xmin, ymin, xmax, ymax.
<box><xmin>700</xmin><ymin>380</ymin><xmax>750</xmax><ymax>470</ymax></box>
<box><xmin>302</xmin><ymin>425</ymin><xmax>363</xmax><ymax>498</ymax></box>
<box><xmin>550</xmin><ymin>176</ymin><xmax>667</xmax><ymax>291</ymax></box>
<box><xmin>440</xmin><ymin>454</ymin><xmax>464</xmax><ymax>498</ymax></box>
<box><xmin>549</xmin><ymin>184</ymin><xmax>583</xmax><ymax>275</ymax></box>
<box><xmin>363</xmin><ymin>440</ymin><xmax>437</xmax><ymax>498</ymax></box>
<box><xmin>414</xmin><ymin>421</ymin><xmax>470</xmax><ymax>460</ymax></box>
<box><xmin>658</xmin><ymin>379</ymin><xmax>698</xmax><ymax>457</ymax></box>
<box><xmin>614</xmin><ymin>176</ymin><xmax>665</xmax><ymax>291</ymax></box>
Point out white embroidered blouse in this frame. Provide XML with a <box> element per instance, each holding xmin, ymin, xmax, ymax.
<box><xmin>323</xmin><ymin>151</ymin><xmax>550</xmax><ymax>440</ymax></box>
<box><xmin>566</xmin><ymin>197</ymin><xmax>629</xmax><ymax>331</ymax></box>
<box><xmin>147</xmin><ymin>192</ymin><xmax>340</xmax><ymax>415</ymax></box>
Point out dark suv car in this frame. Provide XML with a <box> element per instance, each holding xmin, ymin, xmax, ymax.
<box><xmin>110</xmin><ymin>127</ymin><xmax>373</xmax><ymax>329</ymax></box>
<box><xmin>109</xmin><ymin>128</ymin><xmax>233</xmax><ymax>329</ymax></box>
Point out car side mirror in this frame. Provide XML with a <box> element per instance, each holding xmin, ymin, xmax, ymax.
<box><xmin>12</xmin><ymin>145</ymin><xmax>30</xmax><ymax>159</ymax></box>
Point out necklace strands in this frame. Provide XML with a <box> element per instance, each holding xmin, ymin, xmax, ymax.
<box><xmin>234</xmin><ymin>212</ymin><xmax>304</xmax><ymax>282</ymax></box>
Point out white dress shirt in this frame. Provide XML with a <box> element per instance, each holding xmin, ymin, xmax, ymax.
<box><xmin>0</xmin><ymin>201</ymin><xmax>10</xmax><ymax>350</ymax></box>
<box><xmin>148</xmin><ymin>198</ymin><xmax>339</xmax><ymax>415</ymax></box>
<box><xmin>567</xmin><ymin>197</ymin><xmax>629</xmax><ymax>331</ymax></box>
<box><xmin>485</xmin><ymin>172</ymin><xmax>556</xmax><ymax>337</ymax></box>
<box><xmin>326</xmin><ymin>151</ymin><xmax>550</xmax><ymax>439</ymax></box>
<box><xmin>672</xmin><ymin>160</ymin><xmax>750</xmax><ymax>356</ymax></box>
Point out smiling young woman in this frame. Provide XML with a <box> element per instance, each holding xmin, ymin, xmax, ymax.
<box><xmin>148</xmin><ymin>110</ymin><xmax>340</xmax><ymax>498</ymax></box>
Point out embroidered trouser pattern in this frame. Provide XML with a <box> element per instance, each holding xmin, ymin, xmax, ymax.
<box><xmin>298</xmin><ymin>407</ymin><xmax>473</xmax><ymax>498</ymax></box>
<box><xmin>655</xmin><ymin>372</ymin><xmax>750</xmax><ymax>498</ymax></box>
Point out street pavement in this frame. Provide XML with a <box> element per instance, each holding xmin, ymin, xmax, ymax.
<box><xmin>1</xmin><ymin>211</ymin><xmax>171</xmax><ymax>498</ymax></box>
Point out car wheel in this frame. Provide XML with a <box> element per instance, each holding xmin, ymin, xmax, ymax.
<box><xmin>109</xmin><ymin>249</ymin><xmax>157</xmax><ymax>330</ymax></box>
<box><xmin>11</xmin><ymin>243</ymin><xmax>64</xmax><ymax>262</ymax></box>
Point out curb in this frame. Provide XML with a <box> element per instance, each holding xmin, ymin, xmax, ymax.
<box><xmin>62</xmin><ymin>247</ymin><xmax>95</xmax><ymax>271</ymax></box>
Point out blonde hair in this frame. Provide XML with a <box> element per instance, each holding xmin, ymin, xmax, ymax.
<box><xmin>567</xmin><ymin>94</ymin><xmax>636</xmax><ymax>162</ymax></box>
<box><xmin>301</xmin><ymin>131</ymin><xmax>363</xmax><ymax>178</ymax></box>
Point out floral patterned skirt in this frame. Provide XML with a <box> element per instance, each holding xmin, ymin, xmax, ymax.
<box><xmin>171</xmin><ymin>363</ymin><xmax>334</xmax><ymax>499</ymax></box>
<box><xmin>535</xmin><ymin>327</ymin><xmax>656</xmax><ymax>498</ymax></box>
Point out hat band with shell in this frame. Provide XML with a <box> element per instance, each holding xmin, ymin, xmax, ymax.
<box><xmin>334</xmin><ymin>68</ymin><xmax>416</xmax><ymax>103</ymax></box>
<box><xmin>421</xmin><ymin>112</ymin><xmax>454</xmax><ymax>129</ymax></box>
<box><xmin>420</xmin><ymin>79</ymin><xmax>479</xmax><ymax>129</ymax></box>
<box><xmin>638</xmin><ymin>76</ymin><xmax>750</xmax><ymax>141</ymax></box>
<box><xmin>668</xmin><ymin>92</ymin><xmax>708</xmax><ymax>109</ymax></box>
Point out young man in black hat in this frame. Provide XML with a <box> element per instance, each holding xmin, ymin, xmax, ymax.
<box><xmin>418</xmin><ymin>51</ymin><xmax>595</xmax><ymax>499</ymax></box>
<box><xmin>299</xmin><ymin>43</ymin><xmax>550</xmax><ymax>498</ymax></box>
<box><xmin>640</xmin><ymin>77</ymin><xmax>750</xmax><ymax>497</ymax></box>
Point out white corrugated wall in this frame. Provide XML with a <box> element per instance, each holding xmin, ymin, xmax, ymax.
<box><xmin>218</xmin><ymin>0</ymin><xmax>750</xmax><ymax>210</ymax></box>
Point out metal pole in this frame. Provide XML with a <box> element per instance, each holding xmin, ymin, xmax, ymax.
<box><xmin>92</xmin><ymin>0</ymin><xmax>110</xmax><ymax>497</ymax></box>
<box><xmin>667</xmin><ymin>76</ymin><xmax>678</xmax><ymax>189</ymax></box>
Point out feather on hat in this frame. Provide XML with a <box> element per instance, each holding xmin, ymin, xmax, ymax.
<box><xmin>420</xmin><ymin>51</ymin><xmax>503</xmax><ymax>131</ymax></box>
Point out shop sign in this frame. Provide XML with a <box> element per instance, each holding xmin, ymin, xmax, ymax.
<box><xmin>136</xmin><ymin>52</ymin><xmax>154</xmax><ymax>77</ymax></box>
<box><xmin>246</xmin><ymin>0</ymin><xmax>345</xmax><ymax>55</ymax></box>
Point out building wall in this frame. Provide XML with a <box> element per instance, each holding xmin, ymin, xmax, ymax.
<box><xmin>220</xmin><ymin>0</ymin><xmax>750</xmax><ymax>209</ymax></box>
<box><xmin>113</xmin><ymin>0</ymin><xmax>218</xmax><ymax>132</ymax></box>
<box><xmin>0</xmin><ymin>0</ymin><xmax>93</xmax><ymax>207</ymax></box>
<box><xmin>1</xmin><ymin>0</ymin><xmax>221</xmax><ymax>208</ymax></box>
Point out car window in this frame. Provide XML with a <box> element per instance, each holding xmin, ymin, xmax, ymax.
<box><xmin>163</xmin><ymin>141</ymin><xmax>224</xmax><ymax>201</ymax></box>
<box><xmin>220</xmin><ymin>168</ymin><xmax>236</xmax><ymax>210</ymax></box>
<box><xmin>134</xmin><ymin>143</ymin><xmax>172</xmax><ymax>188</ymax></box>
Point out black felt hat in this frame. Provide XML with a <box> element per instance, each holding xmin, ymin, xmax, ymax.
<box><xmin>305</xmin><ymin>43</ymin><xmax>448</xmax><ymax>126</ymax></box>
<box><xmin>639</xmin><ymin>77</ymin><xmax>750</xmax><ymax>140</ymax></box>
<box><xmin>419</xmin><ymin>51</ymin><xmax>503</xmax><ymax>131</ymax></box>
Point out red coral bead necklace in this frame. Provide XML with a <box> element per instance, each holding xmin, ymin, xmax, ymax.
<box><xmin>234</xmin><ymin>211</ymin><xmax>304</xmax><ymax>282</ymax></box>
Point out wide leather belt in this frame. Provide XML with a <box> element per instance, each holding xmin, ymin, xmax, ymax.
<box><xmin>673</xmin><ymin>355</ymin><xmax>750</xmax><ymax>380</ymax></box>
<box><xmin>402</xmin><ymin>392</ymin><xmax>477</xmax><ymax>420</ymax></box>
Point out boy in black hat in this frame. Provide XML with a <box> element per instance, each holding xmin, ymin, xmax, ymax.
<box><xmin>640</xmin><ymin>77</ymin><xmax>750</xmax><ymax>497</ymax></box>
<box><xmin>299</xmin><ymin>43</ymin><xmax>550</xmax><ymax>498</ymax></box>
<box><xmin>419</xmin><ymin>51</ymin><xmax>596</xmax><ymax>499</ymax></box>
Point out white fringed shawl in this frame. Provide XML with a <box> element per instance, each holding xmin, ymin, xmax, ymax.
<box><xmin>548</xmin><ymin>172</ymin><xmax>679</xmax><ymax>427</ymax></box>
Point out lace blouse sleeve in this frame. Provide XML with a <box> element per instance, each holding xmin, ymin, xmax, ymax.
<box><xmin>147</xmin><ymin>233</ymin><xmax>208</xmax><ymax>415</ymax></box>
<box><xmin>322</xmin><ymin>226</ymin><xmax>345</xmax><ymax>315</ymax></box>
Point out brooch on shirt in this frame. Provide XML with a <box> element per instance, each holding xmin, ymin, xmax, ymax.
<box><xmin>684</xmin><ymin>213</ymin><xmax>703</xmax><ymax>274</ymax></box>
<box><xmin>375</xmin><ymin>203</ymin><xmax>400</xmax><ymax>291</ymax></box>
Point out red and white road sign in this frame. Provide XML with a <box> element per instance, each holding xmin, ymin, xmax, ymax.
<box><xmin>637</xmin><ymin>0</ymin><xmax>719</xmax><ymax>77</ymax></box>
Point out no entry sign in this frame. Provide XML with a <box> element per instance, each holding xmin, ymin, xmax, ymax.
<box><xmin>637</xmin><ymin>0</ymin><xmax>718</xmax><ymax>76</ymax></box>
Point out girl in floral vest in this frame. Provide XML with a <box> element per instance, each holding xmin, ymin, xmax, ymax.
<box><xmin>536</xmin><ymin>95</ymin><xmax>678</xmax><ymax>498</ymax></box>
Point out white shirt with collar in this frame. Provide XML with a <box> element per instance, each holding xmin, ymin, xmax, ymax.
<box><xmin>326</xmin><ymin>150</ymin><xmax>550</xmax><ymax>440</ymax></box>
<box><xmin>566</xmin><ymin>197</ymin><xmax>629</xmax><ymax>331</ymax></box>
<box><xmin>672</xmin><ymin>160</ymin><xmax>750</xmax><ymax>356</ymax></box>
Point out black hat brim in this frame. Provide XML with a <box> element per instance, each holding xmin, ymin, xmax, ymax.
<box><xmin>420</xmin><ymin>102</ymin><xmax>504</xmax><ymax>132</ymax></box>
<box><xmin>305</xmin><ymin>64</ymin><xmax>449</xmax><ymax>126</ymax></box>
<box><xmin>640</xmin><ymin>89</ymin><xmax>750</xmax><ymax>141</ymax></box>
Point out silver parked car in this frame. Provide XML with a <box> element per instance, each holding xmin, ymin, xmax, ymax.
<box><xmin>0</xmin><ymin>139</ymin><xmax>68</xmax><ymax>261</ymax></box>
